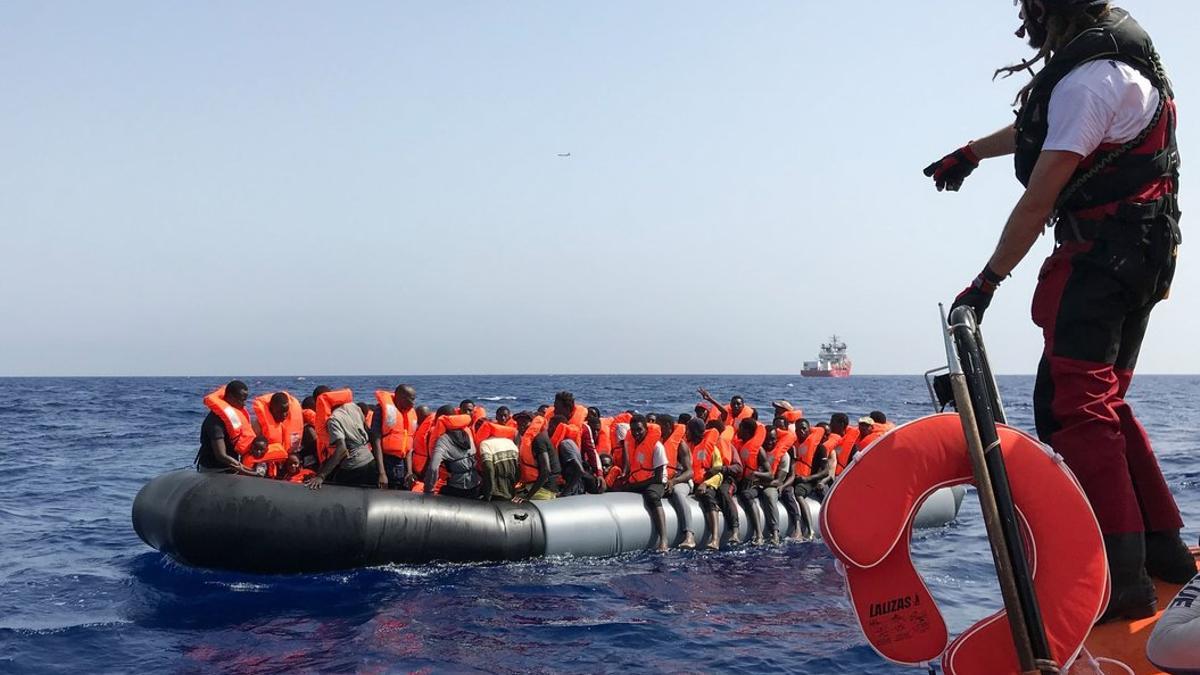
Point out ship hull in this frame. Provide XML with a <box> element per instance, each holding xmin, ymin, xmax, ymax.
<box><xmin>801</xmin><ymin>368</ymin><xmax>851</xmax><ymax>378</ymax></box>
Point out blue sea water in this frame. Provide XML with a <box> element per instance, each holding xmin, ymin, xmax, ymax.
<box><xmin>1</xmin><ymin>374</ymin><xmax>1197</xmax><ymax>674</ymax></box>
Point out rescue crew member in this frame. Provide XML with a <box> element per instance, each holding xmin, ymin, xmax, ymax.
<box><xmin>196</xmin><ymin>380</ymin><xmax>255</xmax><ymax>474</ymax></box>
<box><xmin>926</xmin><ymin>0</ymin><xmax>1189</xmax><ymax>620</ymax></box>
<box><xmin>307</xmin><ymin>387</ymin><xmax>378</xmax><ymax>490</ymax></box>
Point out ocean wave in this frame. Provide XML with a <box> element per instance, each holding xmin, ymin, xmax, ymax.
<box><xmin>479</xmin><ymin>396</ymin><xmax>517</xmax><ymax>401</ymax></box>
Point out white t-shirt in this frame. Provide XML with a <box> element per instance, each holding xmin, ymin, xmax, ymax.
<box><xmin>1043</xmin><ymin>60</ymin><xmax>1160</xmax><ymax>158</ymax></box>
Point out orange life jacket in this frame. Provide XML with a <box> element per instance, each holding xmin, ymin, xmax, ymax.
<box><xmin>835</xmin><ymin>427</ymin><xmax>862</xmax><ymax>476</ymax></box>
<box><xmin>604</xmin><ymin>465</ymin><xmax>623</xmax><ymax>490</ymax></box>
<box><xmin>203</xmin><ymin>387</ymin><xmax>256</xmax><ymax>455</ymax></box>
<box><xmin>314</xmin><ymin>389</ymin><xmax>354</xmax><ymax>463</ymax></box>
<box><xmin>593</xmin><ymin>418</ymin><xmax>613</xmax><ymax>455</ymax></box>
<box><xmin>243</xmin><ymin>442</ymin><xmax>289</xmax><ymax>478</ymax></box>
<box><xmin>795</xmin><ymin>430</ymin><xmax>824</xmax><ymax>478</ymax></box>
<box><xmin>770</xmin><ymin>429</ymin><xmax>798</xmax><ymax>476</ymax></box>
<box><xmin>252</xmin><ymin>392</ymin><xmax>304</xmax><ymax>452</ymax></box>
<box><xmin>857</xmin><ymin>423</ymin><xmax>894</xmax><ymax>454</ymax></box>
<box><xmin>725</xmin><ymin>405</ymin><xmax>755</xmax><ymax>428</ymax></box>
<box><xmin>550</xmin><ymin>421</ymin><xmax>583</xmax><ymax>449</ymax></box>
<box><xmin>364</xmin><ymin>408</ymin><xmax>374</xmax><ymax>431</ymax></box>
<box><xmin>690</xmin><ymin>428</ymin><xmax>720</xmax><ymax>484</ymax></box>
<box><xmin>733</xmin><ymin>423</ymin><xmax>767</xmax><ymax>480</ymax></box>
<box><xmin>625</xmin><ymin>424</ymin><xmax>664</xmax><ymax>484</ymax></box>
<box><xmin>286</xmin><ymin>468</ymin><xmax>316</xmax><ymax>484</ymax></box>
<box><xmin>474</xmin><ymin>420</ymin><xmax>518</xmax><ymax>446</ymax></box>
<box><xmin>374</xmin><ymin>390</ymin><xmax>418</xmax><ymax>458</ymax></box>
<box><xmin>302</xmin><ymin>408</ymin><xmax>316</xmax><ymax>427</ymax></box>
<box><xmin>780</xmin><ymin>409</ymin><xmax>805</xmax><ymax>424</ymax></box>
<box><xmin>421</xmin><ymin>414</ymin><xmax>472</xmax><ymax>492</ymax></box>
<box><xmin>410</xmin><ymin>415</ymin><xmax>437</xmax><ymax>476</ymax></box>
<box><xmin>612</xmin><ymin>411</ymin><xmax>633</xmax><ymax>425</ymax></box>
<box><xmin>661</xmin><ymin>424</ymin><xmax>686</xmax><ymax>480</ymax></box>
<box><xmin>517</xmin><ymin>416</ymin><xmax>548</xmax><ymax>485</ymax></box>
<box><xmin>565</xmin><ymin>404</ymin><xmax>588</xmax><ymax>426</ymax></box>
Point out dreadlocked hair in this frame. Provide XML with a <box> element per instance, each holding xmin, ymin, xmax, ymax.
<box><xmin>995</xmin><ymin>3</ymin><xmax>1110</xmax><ymax>106</ymax></box>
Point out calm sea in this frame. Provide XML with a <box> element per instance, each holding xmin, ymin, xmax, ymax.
<box><xmin>1</xmin><ymin>375</ymin><xmax>1197</xmax><ymax>673</ymax></box>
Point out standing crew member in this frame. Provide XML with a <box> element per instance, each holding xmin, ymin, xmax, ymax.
<box><xmin>926</xmin><ymin>0</ymin><xmax>1189</xmax><ymax>620</ymax></box>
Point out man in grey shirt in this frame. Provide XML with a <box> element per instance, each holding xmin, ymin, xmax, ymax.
<box><xmin>308</xmin><ymin>395</ymin><xmax>379</xmax><ymax>489</ymax></box>
<box><xmin>424</xmin><ymin>426</ymin><xmax>481</xmax><ymax>499</ymax></box>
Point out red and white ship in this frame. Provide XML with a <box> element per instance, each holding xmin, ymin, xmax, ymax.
<box><xmin>801</xmin><ymin>335</ymin><xmax>852</xmax><ymax>378</ymax></box>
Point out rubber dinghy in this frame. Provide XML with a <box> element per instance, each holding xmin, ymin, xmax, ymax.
<box><xmin>133</xmin><ymin>469</ymin><xmax>965</xmax><ymax>574</ymax></box>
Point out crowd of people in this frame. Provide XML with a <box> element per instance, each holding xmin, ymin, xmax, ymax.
<box><xmin>196</xmin><ymin>381</ymin><xmax>896</xmax><ymax>552</ymax></box>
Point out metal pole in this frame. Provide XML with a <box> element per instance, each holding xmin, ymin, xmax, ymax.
<box><xmin>940</xmin><ymin>305</ymin><xmax>1046</xmax><ymax>675</ymax></box>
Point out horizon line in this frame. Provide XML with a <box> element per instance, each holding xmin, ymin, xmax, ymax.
<box><xmin>2</xmin><ymin>372</ymin><xmax>1198</xmax><ymax>379</ymax></box>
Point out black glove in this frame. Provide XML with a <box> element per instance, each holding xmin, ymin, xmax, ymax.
<box><xmin>924</xmin><ymin>145</ymin><xmax>980</xmax><ymax>192</ymax></box>
<box><xmin>950</xmin><ymin>266</ymin><xmax>1006</xmax><ymax>323</ymax></box>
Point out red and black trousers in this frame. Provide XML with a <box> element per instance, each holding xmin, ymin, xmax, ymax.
<box><xmin>1032</xmin><ymin>215</ymin><xmax>1181</xmax><ymax>535</ymax></box>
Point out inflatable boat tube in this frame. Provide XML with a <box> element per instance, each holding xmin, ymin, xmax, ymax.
<box><xmin>133</xmin><ymin>470</ymin><xmax>965</xmax><ymax>574</ymax></box>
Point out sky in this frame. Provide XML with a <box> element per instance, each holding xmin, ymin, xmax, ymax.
<box><xmin>2</xmin><ymin>1</ymin><xmax>1197</xmax><ymax>376</ymax></box>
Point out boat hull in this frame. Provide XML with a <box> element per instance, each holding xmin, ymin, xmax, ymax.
<box><xmin>801</xmin><ymin>368</ymin><xmax>851</xmax><ymax>378</ymax></box>
<box><xmin>132</xmin><ymin>470</ymin><xmax>964</xmax><ymax>573</ymax></box>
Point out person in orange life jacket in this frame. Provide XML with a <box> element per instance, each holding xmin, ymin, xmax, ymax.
<box><xmin>369</xmin><ymin>384</ymin><xmax>418</xmax><ymax>490</ymax></box>
<box><xmin>458</xmin><ymin>400</ymin><xmax>475</xmax><ymax>418</ymax></box>
<box><xmin>424</xmin><ymin>411</ymin><xmax>481</xmax><ymax>499</ymax></box>
<box><xmin>825</xmin><ymin>412</ymin><xmax>857</xmax><ymax>474</ymax></box>
<box><xmin>513</xmin><ymin>411</ymin><xmax>561</xmax><ymax>502</ymax></box>
<box><xmin>535</xmin><ymin>404</ymin><xmax>550</xmax><ymax>418</ymax></box>
<box><xmin>495</xmin><ymin>406</ymin><xmax>513</xmax><ymax>427</ymax></box>
<box><xmin>553</xmin><ymin>417</ymin><xmax>605</xmax><ymax>497</ymax></box>
<box><xmin>622</xmin><ymin>414</ymin><xmax>671</xmax><ymax>552</ymax></box>
<box><xmin>927</xmin><ymin>0</ymin><xmax>1190</xmax><ymax>619</ymax></box>
<box><xmin>772</xmin><ymin>418</ymin><xmax>807</xmax><ymax>541</ymax></box>
<box><xmin>657</xmin><ymin>415</ymin><xmax>698</xmax><ymax>550</ymax></box>
<box><xmin>477</xmin><ymin>417</ymin><xmax>519</xmax><ymax>501</ymax></box>
<box><xmin>796</xmin><ymin>423</ymin><xmax>836</xmax><ymax>501</ymax></box>
<box><xmin>306</xmin><ymin>386</ymin><xmax>379</xmax><ymax>490</ymax></box>
<box><xmin>697</xmin><ymin>387</ymin><xmax>754</xmax><ymax>427</ymax></box>
<box><xmin>298</xmin><ymin>395</ymin><xmax>320</xmax><ymax>470</ymax></box>
<box><xmin>755</xmin><ymin>429</ymin><xmax>785</xmax><ymax>545</ymax></box>
<box><xmin>708</xmin><ymin>418</ymin><xmax>742</xmax><ymax>546</ymax></box>
<box><xmin>553</xmin><ymin>391</ymin><xmax>604</xmax><ymax>484</ymax></box>
<box><xmin>243</xmin><ymin>436</ymin><xmax>290</xmax><ymax>478</ymax></box>
<box><xmin>732</xmin><ymin>418</ymin><xmax>771</xmax><ymax>546</ymax></box>
<box><xmin>280</xmin><ymin>453</ymin><xmax>316</xmax><ymax>483</ymax></box>
<box><xmin>253</xmin><ymin>393</ymin><xmax>297</xmax><ymax>447</ymax></box>
<box><xmin>196</xmin><ymin>380</ymin><xmax>257</xmax><ymax>474</ymax></box>
<box><xmin>684</xmin><ymin>418</ymin><xmax>724</xmax><ymax>551</ymax></box>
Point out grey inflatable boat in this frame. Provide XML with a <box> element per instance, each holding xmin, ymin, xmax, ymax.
<box><xmin>133</xmin><ymin>470</ymin><xmax>965</xmax><ymax>574</ymax></box>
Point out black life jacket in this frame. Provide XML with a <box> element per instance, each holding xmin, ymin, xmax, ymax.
<box><xmin>1013</xmin><ymin>8</ymin><xmax>1178</xmax><ymax>212</ymax></box>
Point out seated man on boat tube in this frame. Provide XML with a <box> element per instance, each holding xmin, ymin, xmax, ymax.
<box><xmin>622</xmin><ymin>414</ymin><xmax>672</xmax><ymax>553</ymax></box>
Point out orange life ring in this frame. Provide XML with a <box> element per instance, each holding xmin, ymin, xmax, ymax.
<box><xmin>820</xmin><ymin>413</ymin><xmax>1108</xmax><ymax>673</ymax></box>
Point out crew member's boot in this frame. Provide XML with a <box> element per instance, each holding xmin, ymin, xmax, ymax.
<box><xmin>1098</xmin><ymin>532</ymin><xmax>1157</xmax><ymax>623</ymax></box>
<box><xmin>1145</xmin><ymin>529</ymin><xmax>1197</xmax><ymax>584</ymax></box>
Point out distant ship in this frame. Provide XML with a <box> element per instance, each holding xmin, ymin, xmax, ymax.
<box><xmin>801</xmin><ymin>336</ymin><xmax>852</xmax><ymax>378</ymax></box>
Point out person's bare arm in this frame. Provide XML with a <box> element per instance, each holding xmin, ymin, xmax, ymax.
<box><xmin>212</xmin><ymin>437</ymin><xmax>251</xmax><ymax>475</ymax></box>
<box><xmin>986</xmin><ymin>150</ymin><xmax>1082</xmax><ymax>277</ymax></box>
<box><xmin>308</xmin><ymin>438</ymin><xmax>348</xmax><ymax>490</ymax></box>
<box><xmin>968</xmin><ymin>124</ymin><xmax>1017</xmax><ymax>160</ymax></box>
